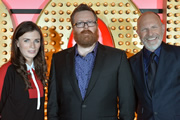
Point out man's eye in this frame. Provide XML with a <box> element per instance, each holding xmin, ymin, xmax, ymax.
<box><xmin>77</xmin><ymin>22</ymin><xmax>83</xmax><ymax>25</ymax></box>
<box><xmin>88</xmin><ymin>21</ymin><xmax>93</xmax><ymax>23</ymax></box>
<box><xmin>152</xmin><ymin>26</ymin><xmax>158</xmax><ymax>29</ymax></box>
<box><xmin>141</xmin><ymin>29</ymin><xmax>146</xmax><ymax>32</ymax></box>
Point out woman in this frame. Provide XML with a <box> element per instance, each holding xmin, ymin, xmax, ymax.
<box><xmin>0</xmin><ymin>21</ymin><xmax>47</xmax><ymax>120</ymax></box>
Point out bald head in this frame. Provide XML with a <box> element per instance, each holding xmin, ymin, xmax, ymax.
<box><xmin>137</xmin><ymin>12</ymin><xmax>162</xmax><ymax>29</ymax></box>
<box><xmin>136</xmin><ymin>11</ymin><xmax>165</xmax><ymax>52</ymax></box>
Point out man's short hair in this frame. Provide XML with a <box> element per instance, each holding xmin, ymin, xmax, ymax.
<box><xmin>70</xmin><ymin>3</ymin><xmax>97</xmax><ymax>26</ymax></box>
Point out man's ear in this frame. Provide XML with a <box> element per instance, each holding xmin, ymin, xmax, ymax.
<box><xmin>162</xmin><ymin>24</ymin><xmax>165</xmax><ymax>32</ymax></box>
<box><xmin>136</xmin><ymin>29</ymin><xmax>139</xmax><ymax>36</ymax></box>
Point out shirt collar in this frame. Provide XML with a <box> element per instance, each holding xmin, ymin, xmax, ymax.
<box><xmin>75</xmin><ymin>42</ymin><xmax>98</xmax><ymax>57</ymax></box>
<box><xmin>26</xmin><ymin>62</ymin><xmax>35</xmax><ymax>71</ymax></box>
<box><xmin>143</xmin><ymin>43</ymin><xmax>162</xmax><ymax>59</ymax></box>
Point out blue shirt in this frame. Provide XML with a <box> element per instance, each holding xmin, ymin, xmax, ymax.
<box><xmin>143</xmin><ymin>45</ymin><xmax>161</xmax><ymax>80</ymax></box>
<box><xmin>74</xmin><ymin>43</ymin><xmax>98</xmax><ymax>99</ymax></box>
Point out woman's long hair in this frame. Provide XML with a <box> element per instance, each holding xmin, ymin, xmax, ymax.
<box><xmin>11</xmin><ymin>21</ymin><xmax>47</xmax><ymax>89</ymax></box>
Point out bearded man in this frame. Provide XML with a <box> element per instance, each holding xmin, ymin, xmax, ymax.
<box><xmin>47</xmin><ymin>3</ymin><xmax>135</xmax><ymax>120</ymax></box>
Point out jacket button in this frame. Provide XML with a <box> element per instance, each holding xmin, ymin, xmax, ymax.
<box><xmin>82</xmin><ymin>104</ymin><xmax>87</xmax><ymax>108</ymax></box>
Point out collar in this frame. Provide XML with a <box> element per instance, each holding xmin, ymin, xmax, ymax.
<box><xmin>26</xmin><ymin>62</ymin><xmax>35</xmax><ymax>71</ymax></box>
<box><xmin>75</xmin><ymin>42</ymin><xmax>98</xmax><ymax>57</ymax></box>
<box><xmin>143</xmin><ymin>43</ymin><xmax>162</xmax><ymax>59</ymax></box>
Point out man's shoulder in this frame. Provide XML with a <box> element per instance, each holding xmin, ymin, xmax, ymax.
<box><xmin>100</xmin><ymin>44</ymin><xmax>124</xmax><ymax>54</ymax></box>
<box><xmin>129</xmin><ymin>50</ymin><xmax>142</xmax><ymax>61</ymax></box>
<box><xmin>167</xmin><ymin>43</ymin><xmax>180</xmax><ymax>50</ymax></box>
<box><xmin>53</xmin><ymin>47</ymin><xmax>74</xmax><ymax>57</ymax></box>
<box><xmin>162</xmin><ymin>42</ymin><xmax>180</xmax><ymax>54</ymax></box>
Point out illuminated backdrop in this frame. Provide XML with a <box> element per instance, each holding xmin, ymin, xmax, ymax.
<box><xmin>0</xmin><ymin>0</ymin><xmax>179</xmax><ymax>120</ymax></box>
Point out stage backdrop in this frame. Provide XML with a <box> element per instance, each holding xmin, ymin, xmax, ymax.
<box><xmin>0</xmin><ymin>0</ymin><xmax>179</xmax><ymax>120</ymax></box>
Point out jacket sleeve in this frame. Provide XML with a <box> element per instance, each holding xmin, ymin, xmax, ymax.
<box><xmin>118</xmin><ymin>52</ymin><xmax>136</xmax><ymax>120</ymax></box>
<box><xmin>47</xmin><ymin>56</ymin><xmax>59</xmax><ymax>120</ymax></box>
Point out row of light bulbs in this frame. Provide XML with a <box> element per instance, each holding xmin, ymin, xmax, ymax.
<box><xmin>167</xmin><ymin>27</ymin><xmax>180</xmax><ymax>31</ymax></box>
<box><xmin>44</xmin><ymin>10</ymin><xmax>139</xmax><ymax>15</ymax></box>
<box><xmin>167</xmin><ymin>4</ymin><xmax>180</xmax><ymax>9</ymax></box>
<box><xmin>167</xmin><ymin>35</ymin><xmax>180</xmax><ymax>39</ymax></box>
<box><xmin>167</xmin><ymin>13</ymin><xmax>180</xmax><ymax>17</ymax></box>
<box><xmin>167</xmin><ymin>19</ymin><xmax>180</xmax><ymax>24</ymax></box>
<box><xmin>43</xmin><ymin>17</ymin><xmax>138</xmax><ymax>23</ymax></box>
<box><xmin>50</xmin><ymin>2</ymin><xmax>133</xmax><ymax>7</ymax></box>
<box><xmin>1</xmin><ymin>11</ymin><xmax>11</xmax><ymax>63</ymax></box>
<box><xmin>166</xmin><ymin>0</ymin><xmax>180</xmax><ymax>41</ymax></box>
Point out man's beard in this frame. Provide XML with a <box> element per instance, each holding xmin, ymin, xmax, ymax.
<box><xmin>142</xmin><ymin>33</ymin><xmax>163</xmax><ymax>52</ymax></box>
<box><xmin>74</xmin><ymin>29</ymin><xmax>99</xmax><ymax>47</ymax></box>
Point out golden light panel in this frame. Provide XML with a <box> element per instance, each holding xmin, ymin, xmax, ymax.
<box><xmin>166</xmin><ymin>0</ymin><xmax>180</xmax><ymax>45</ymax></box>
<box><xmin>36</xmin><ymin>0</ymin><xmax>142</xmax><ymax>59</ymax></box>
<box><xmin>0</xmin><ymin>1</ymin><xmax>13</xmax><ymax>67</ymax></box>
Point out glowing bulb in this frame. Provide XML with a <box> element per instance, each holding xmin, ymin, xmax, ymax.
<box><xmin>51</xmin><ymin>2</ymin><xmax>56</xmax><ymax>7</ymax></box>
<box><xmin>118</xmin><ymin>41</ymin><xmax>124</xmax><ymax>45</ymax></box>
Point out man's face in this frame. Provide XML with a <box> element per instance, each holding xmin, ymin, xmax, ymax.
<box><xmin>137</xmin><ymin>12</ymin><xmax>165</xmax><ymax>52</ymax></box>
<box><xmin>73</xmin><ymin>11</ymin><xmax>98</xmax><ymax>48</ymax></box>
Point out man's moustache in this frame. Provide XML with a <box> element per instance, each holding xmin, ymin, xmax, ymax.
<box><xmin>81</xmin><ymin>30</ymin><xmax>93</xmax><ymax>34</ymax></box>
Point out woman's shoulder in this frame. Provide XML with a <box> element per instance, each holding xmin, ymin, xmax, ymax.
<box><xmin>0</xmin><ymin>61</ymin><xmax>13</xmax><ymax>72</ymax></box>
<box><xmin>0</xmin><ymin>61</ymin><xmax>17</xmax><ymax>77</ymax></box>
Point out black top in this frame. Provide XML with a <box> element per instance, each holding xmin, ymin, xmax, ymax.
<box><xmin>0</xmin><ymin>62</ymin><xmax>44</xmax><ymax>120</ymax></box>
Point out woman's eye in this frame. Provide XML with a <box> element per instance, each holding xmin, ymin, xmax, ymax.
<box><xmin>35</xmin><ymin>40</ymin><xmax>40</xmax><ymax>43</ymax></box>
<box><xmin>24</xmin><ymin>39</ymin><xmax>29</xmax><ymax>42</ymax></box>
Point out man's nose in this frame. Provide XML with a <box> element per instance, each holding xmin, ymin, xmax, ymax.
<box><xmin>84</xmin><ymin>23</ymin><xmax>89</xmax><ymax>29</ymax></box>
<box><xmin>147</xmin><ymin>29</ymin><xmax>153</xmax><ymax>36</ymax></box>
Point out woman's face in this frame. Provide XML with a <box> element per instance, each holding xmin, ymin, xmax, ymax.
<box><xmin>16</xmin><ymin>30</ymin><xmax>41</xmax><ymax>65</ymax></box>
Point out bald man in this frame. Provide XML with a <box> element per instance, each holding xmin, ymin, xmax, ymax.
<box><xmin>129</xmin><ymin>11</ymin><xmax>180</xmax><ymax>120</ymax></box>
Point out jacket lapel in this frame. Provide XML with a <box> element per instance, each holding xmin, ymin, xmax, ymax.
<box><xmin>153</xmin><ymin>43</ymin><xmax>173</xmax><ymax>93</ymax></box>
<box><xmin>66</xmin><ymin>47</ymin><xmax>82</xmax><ymax>101</ymax></box>
<box><xmin>84</xmin><ymin>44</ymin><xmax>106</xmax><ymax>99</ymax></box>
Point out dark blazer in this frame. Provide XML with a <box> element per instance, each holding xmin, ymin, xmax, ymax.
<box><xmin>129</xmin><ymin>42</ymin><xmax>180</xmax><ymax>120</ymax></box>
<box><xmin>47</xmin><ymin>43</ymin><xmax>135</xmax><ymax>120</ymax></box>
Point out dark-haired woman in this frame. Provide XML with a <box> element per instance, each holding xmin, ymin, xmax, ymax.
<box><xmin>0</xmin><ymin>21</ymin><xmax>47</xmax><ymax>120</ymax></box>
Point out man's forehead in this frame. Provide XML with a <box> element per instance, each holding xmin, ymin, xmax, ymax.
<box><xmin>74</xmin><ymin>11</ymin><xmax>95</xmax><ymax>21</ymax></box>
<box><xmin>138</xmin><ymin>15</ymin><xmax>161</xmax><ymax>26</ymax></box>
<box><xmin>138</xmin><ymin>12</ymin><xmax>160</xmax><ymax>22</ymax></box>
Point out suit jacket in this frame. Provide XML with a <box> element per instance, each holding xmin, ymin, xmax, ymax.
<box><xmin>47</xmin><ymin>43</ymin><xmax>135</xmax><ymax>120</ymax></box>
<box><xmin>129</xmin><ymin>42</ymin><xmax>180</xmax><ymax>120</ymax></box>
